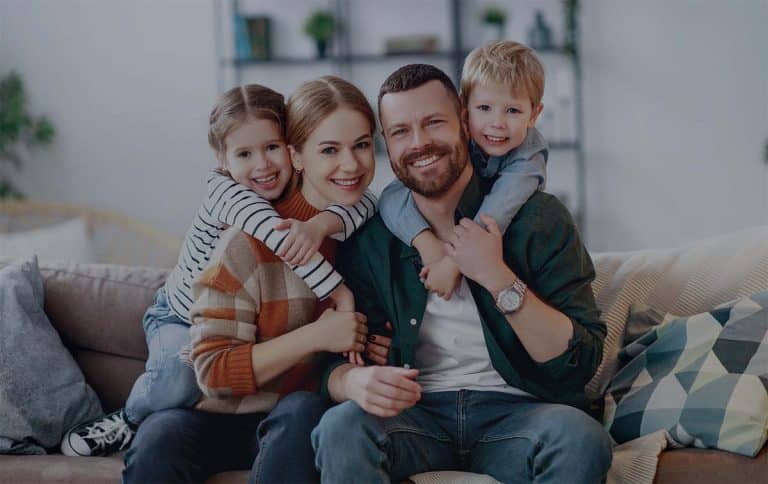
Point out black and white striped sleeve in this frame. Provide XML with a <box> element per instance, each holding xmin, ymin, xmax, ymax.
<box><xmin>204</xmin><ymin>171</ymin><xmax>343</xmax><ymax>300</ymax></box>
<box><xmin>323</xmin><ymin>189</ymin><xmax>378</xmax><ymax>241</ymax></box>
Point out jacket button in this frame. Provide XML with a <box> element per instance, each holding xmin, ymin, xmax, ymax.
<box><xmin>410</xmin><ymin>318</ymin><xmax>417</xmax><ymax>326</ymax></box>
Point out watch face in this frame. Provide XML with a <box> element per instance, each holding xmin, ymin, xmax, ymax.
<box><xmin>500</xmin><ymin>289</ymin><xmax>521</xmax><ymax>311</ymax></box>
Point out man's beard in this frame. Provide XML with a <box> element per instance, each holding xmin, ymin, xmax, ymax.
<box><xmin>390</xmin><ymin>137</ymin><xmax>468</xmax><ymax>198</ymax></box>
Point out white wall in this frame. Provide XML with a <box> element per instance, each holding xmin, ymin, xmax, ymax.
<box><xmin>0</xmin><ymin>0</ymin><xmax>217</xmax><ymax>237</ymax></box>
<box><xmin>581</xmin><ymin>0</ymin><xmax>768</xmax><ymax>251</ymax></box>
<box><xmin>1</xmin><ymin>0</ymin><xmax>766</xmax><ymax>251</ymax></box>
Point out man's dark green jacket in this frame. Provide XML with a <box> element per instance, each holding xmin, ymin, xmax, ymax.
<box><xmin>324</xmin><ymin>173</ymin><xmax>606</xmax><ymax>415</ymax></box>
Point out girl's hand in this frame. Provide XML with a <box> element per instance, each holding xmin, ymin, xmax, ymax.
<box><xmin>347</xmin><ymin>351</ymin><xmax>365</xmax><ymax>366</ymax></box>
<box><xmin>329</xmin><ymin>283</ymin><xmax>355</xmax><ymax>312</ymax></box>
<box><xmin>420</xmin><ymin>257</ymin><xmax>461</xmax><ymax>300</ymax></box>
<box><xmin>274</xmin><ymin>218</ymin><xmax>326</xmax><ymax>266</ymax></box>
<box><xmin>364</xmin><ymin>322</ymin><xmax>393</xmax><ymax>365</ymax></box>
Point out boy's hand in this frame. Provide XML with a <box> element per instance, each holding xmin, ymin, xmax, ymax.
<box><xmin>364</xmin><ymin>321</ymin><xmax>393</xmax><ymax>365</ymax></box>
<box><xmin>420</xmin><ymin>256</ymin><xmax>462</xmax><ymax>300</ymax></box>
<box><xmin>274</xmin><ymin>218</ymin><xmax>326</xmax><ymax>266</ymax></box>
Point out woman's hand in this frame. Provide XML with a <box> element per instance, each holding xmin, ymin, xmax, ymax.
<box><xmin>311</xmin><ymin>308</ymin><xmax>368</xmax><ymax>354</ymax></box>
<box><xmin>364</xmin><ymin>322</ymin><xmax>393</xmax><ymax>365</ymax></box>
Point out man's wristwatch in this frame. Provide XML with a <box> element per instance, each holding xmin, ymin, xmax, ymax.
<box><xmin>494</xmin><ymin>278</ymin><xmax>527</xmax><ymax>315</ymax></box>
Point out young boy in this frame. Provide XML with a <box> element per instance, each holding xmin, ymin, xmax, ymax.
<box><xmin>379</xmin><ymin>41</ymin><xmax>548</xmax><ymax>298</ymax></box>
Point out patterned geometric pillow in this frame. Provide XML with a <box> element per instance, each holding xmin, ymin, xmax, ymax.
<box><xmin>604</xmin><ymin>291</ymin><xmax>768</xmax><ymax>457</ymax></box>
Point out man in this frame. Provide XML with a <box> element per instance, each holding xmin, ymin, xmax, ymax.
<box><xmin>311</xmin><ymin>64</ymin><xmax>612</xmax><ymax>483</ymax></box>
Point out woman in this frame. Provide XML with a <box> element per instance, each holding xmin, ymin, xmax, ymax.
<box><xmin>123</xmin><ymin>76</ymin><xmax>384</xmax><ymax>483</ymax></box>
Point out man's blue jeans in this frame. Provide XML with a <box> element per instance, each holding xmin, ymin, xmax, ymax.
<box><xmin>312</xmin><ymin>391</ymin><xmax>612</xmax><ymax>484</ymax></box>
<box><xmin>123</xmin><ymin>391</ymin><xmax>330</xmax><ymax>484</ymax></box>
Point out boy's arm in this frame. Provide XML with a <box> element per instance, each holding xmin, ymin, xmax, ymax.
<box><xmin>378</xmin><ymin>180</ymin><xmax>430</xmax><ymax>246</ymax></box>
<box><xmin>476</xmin><ymin>153</ymin><xmax>546</xmax><ymax>234</ymax></box>
<box><xmin>205</xmin><ymin>171</ymin><xmax>342</xmax><ymax>301</ymax></box>
<box><xmin>324</xmin><ymin>190</ymin><xmax>378</xmax><ymax>241</ymax></box>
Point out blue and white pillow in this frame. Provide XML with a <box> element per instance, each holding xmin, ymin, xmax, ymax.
<box><xmin>604</xmin><ymin>292</ymin><xmax>768</xmax><ymax>457</ymax></box>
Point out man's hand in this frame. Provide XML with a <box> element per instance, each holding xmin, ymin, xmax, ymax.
<box><xmin>419</xmin><ymin>256</ymin><xmax>461</xmax><ymax>299</ymax></box>
<box><xmin>343</xmin><ymin>365</ymin><xmax>421</xmax><ymax>417</ymax></box>
<box><xmin>445</xmin><ymin>214</ymin><xmax>512</xmax><ymax>292</ymax></box>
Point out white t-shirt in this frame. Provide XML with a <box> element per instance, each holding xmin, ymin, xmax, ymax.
<box><xmin>415</xmin><ymin>278</ymin><xmax>535</xmax><ymax>397</ymax></box>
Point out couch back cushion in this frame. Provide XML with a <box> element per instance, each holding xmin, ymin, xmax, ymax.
<box><xmin>39</xmin><ymin>263</ymin><xmax>169</xmax><ymax>411</ymax></box>
<box><xmin>588</xmin><ymin>226</ymin><xmax>768</xmax><ymax>400</ymax></box>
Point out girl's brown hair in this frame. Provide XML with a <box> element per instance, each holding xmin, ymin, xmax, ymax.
<box><xmin>286</xmin><ymin>76</ymin><xmax>375</xmax><ymax>152</ymax></box>
<box><xmin>208</xmin><ymin>84</ymin><xmax>286</xmax><ymax>157</ymax></box>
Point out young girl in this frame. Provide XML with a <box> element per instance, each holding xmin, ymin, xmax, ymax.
<box><xmin>124</xmin><ymin>75</ymin><xmax>379</xmax><ymax>484</ymax></box>
<box><xmin>61</xmin><ymin>84</ymin><xmax>377</xmax><ymax>457</ymax></box>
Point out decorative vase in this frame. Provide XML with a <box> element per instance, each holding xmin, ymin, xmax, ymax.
<box><xmin>315</xmin><ymin>39</ymin><xmax>328</xmax><ymax>58</ymax></box>
<box><xmin>527</xmin><ymin>10</ymin><xmax>553</xmax><ymax>50</ymax></box>
<box><xmin>481</xmin><ymin>23</ymin><xmax>504</xmax><ymax>43</ymax></box>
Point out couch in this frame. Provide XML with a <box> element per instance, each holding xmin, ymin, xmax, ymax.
<box><xmin>0</xmin><ymin>226</ymin><xmax>766</xmax><ymax>483</ymax></box>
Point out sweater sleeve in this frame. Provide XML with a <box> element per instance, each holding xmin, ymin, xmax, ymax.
<box><xmin>205</xmin><ymin>171</ymin><xmax>343</xmax><ymax>300</ymax></box>
<box><xmin>188</xmin><ymin>228</ymin><xmax>262</xmax><ymax>398</ymax></box>
<box><xmin>323</xmin><ymin>189</ymin><xmax>378</xmax><ymax>240</ymax></box>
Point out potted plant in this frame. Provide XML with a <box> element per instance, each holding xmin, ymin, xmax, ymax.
<box><xmin>303</xmin><ymin>10</ymin><xmax>336</xmax><ymax>58</ymax></box>
<box><xmin>0</xmin><ymin>71</ymin><xmax>55</xmax><ymax>199</ymax></box>
<box><xmin>481</xmin><ymin>5</ymin><xmax>507</xmax><ymax>42</ymax></box>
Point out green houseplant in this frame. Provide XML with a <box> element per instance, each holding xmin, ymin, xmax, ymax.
<box><xmin>0</xmin><ymin>72</ymin><xmax>55</xmax><ymax>199</ymax></box>
<box><xmin>303</xmin><ymin>10</ymin><xmax>336</xmax><ymax>58</ymax></box>
<box><xmin>480</xmin><ymin>6</ymin><xmax>507</xmax><ymax>42</ymax></box>
<box><xmin>482</xmin><ymin>6</ymin><xmax>507</xmax><ymax>26</ymax></box>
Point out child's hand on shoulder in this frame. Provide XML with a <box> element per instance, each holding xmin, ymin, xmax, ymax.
<box><xmin>420</xmin><ymin>256</ymin><xmax>461</xmax><ymax>300</ymax></box>
<box><xmin>275</xmin><ymin>212</ymin><xmax>342</xmax><ymax>266</ymax></box>
<box><xmin>274</xmin><ymin>218</ymin><xmax>324</xmax><ymax>266</ymax></box>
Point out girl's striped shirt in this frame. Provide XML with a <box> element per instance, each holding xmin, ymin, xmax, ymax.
<box><xmin>164</xmin><ymin>171</ymin><xmax>377</xmax><ymax>322</ymax></box>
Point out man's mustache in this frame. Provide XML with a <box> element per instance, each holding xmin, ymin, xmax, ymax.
<box><xmin>401</xmin><ymin>144</ymin><xmax>451</xmax><ymax>166</ymax></box>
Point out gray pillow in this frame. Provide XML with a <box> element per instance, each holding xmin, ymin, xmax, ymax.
<box><xmin>0</xmin><ymin>257</ymin><xmax>103</xmax><ymax>454</ymax></box>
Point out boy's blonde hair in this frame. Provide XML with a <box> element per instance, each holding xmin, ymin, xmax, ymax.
<box><xmin>286</xmin><ymin>75</ymin><xmax>375</xmax><ymax>152</ymax></box>
<box><xmin>460</xmin><ymin>41</ymin><xmax>545</xmax><ymax>108</ymax></box>
<box><xmin>208</xmin><ymin>84</ymin><xmax>286</xmax><ymax>157</ymax></box>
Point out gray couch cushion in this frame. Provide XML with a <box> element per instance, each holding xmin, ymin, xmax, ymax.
<box><xmin>0</xmin><ymin>258</ymin><xmax>103</xmax><ymax>454</ymax></box>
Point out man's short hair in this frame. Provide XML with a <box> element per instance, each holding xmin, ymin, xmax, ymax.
<box><xmin>460</xmin><ymin>41</ymin><xmax>545</xmax><ymax>108</ymax></box>
<box><xmin>377</xmin><ymin>64</ymin><xmax>462</xmax><ymax>122</ymax></box>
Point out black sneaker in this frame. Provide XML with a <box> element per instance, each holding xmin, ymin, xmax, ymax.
<box><xmin>60</xmin><ymin>408</ymin><xmax>136</xmax><ymax>456</ymax></box>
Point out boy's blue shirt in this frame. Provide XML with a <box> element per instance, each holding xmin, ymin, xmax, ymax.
<box><xmin>469</xmin><ymin>126</ymin><xmax>548</xmax><ymax>182</ymax></box>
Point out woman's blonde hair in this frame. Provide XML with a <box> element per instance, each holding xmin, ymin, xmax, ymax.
<box><xmin>460</xmin><ymin>41</ymin><xmax>545</xmax><ymax>108</ymax></box>
<box><xmin>286</xmin><ymin>76</ymin><xmax>375</xmax><ymax>152</ymax></box>
<box><xmin>208</xmin><ymin>84</ymin><xmax>286</xmax><ymax>156</ymax></box>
